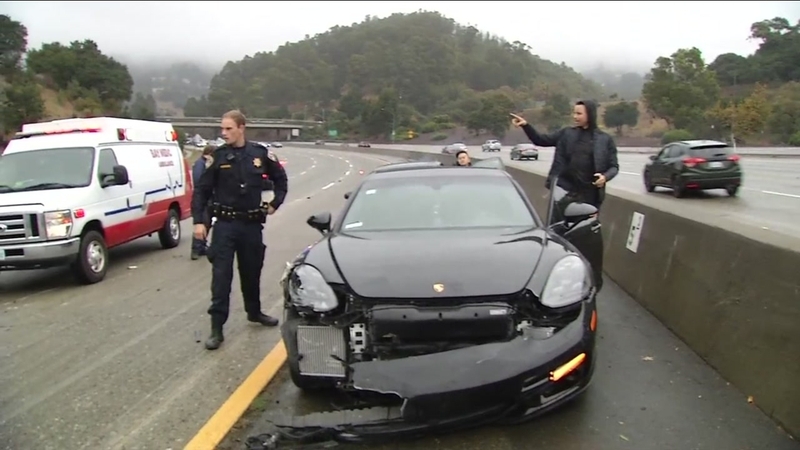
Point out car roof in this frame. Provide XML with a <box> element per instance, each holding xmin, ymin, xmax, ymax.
<box><xmin>677</xmin><ymin>139</ymin><xmax>728</xmax><ymax>148</ymax></box>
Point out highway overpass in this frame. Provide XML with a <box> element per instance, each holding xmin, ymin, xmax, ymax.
<box><xmin>156</xmin><ymin>116</ymin><xmax>323</xmax><ymax>140</ymax></box>
<box><xmin>155</xmin><ymin>116</ymin><xmax>322</xmax><ymax>129</ymax></box>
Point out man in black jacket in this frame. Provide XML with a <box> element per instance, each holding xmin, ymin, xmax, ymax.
<box><xmin>511</xmin><ymin>100</ymin><xmax>619</xmax><ymax>209</ymax></box>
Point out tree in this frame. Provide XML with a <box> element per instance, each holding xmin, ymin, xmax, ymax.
<box><xmin>766</xmin><ymin>82</ymin><xmax>800</xmax><ymax>141</ymax></box>
<box><xmin>465</xmin><ymin>91</ymin><xmax>515</xmax><ymax>138</ymax></box>
<box><xmin>748</xmin><ymin>17</ymin><xmax>800</xmax><ymax>83</ymax></box>
<box><xmin>0</xmin><ymin>15</ymin><xmax>27</xmax><ymax>79</ymax></box>
<box><xmin>183</xmin><ymin>96</ymin><xmax>209</xmax><ymax>117</ymax></box>
<box><xmin>1</xmin><ymin>75</ymin><xmax>44</xmax><ymax>134</ymax></box>
<box><xmin>707</xmin><ymin>83</ymin><xmax>772</xmax><ymax>138</ymax></box>
<box><xmin>603</xmin><ymin>101</ymin><xmax>639</xmax><ymax>135</ymax></box>
<box><xmin>641</xmin><ymin>47</ymin><xmax>720</xmax><ymax>131</ymax></box>
<box><xmin>128</xmin><ymin>92</ymin><xmax>157</xmax><ymax>120</ymax></box>
<box><xmin>26</xmin><ymin>39</ymin><xmax>134</xmax><ymax>114</ymax></box>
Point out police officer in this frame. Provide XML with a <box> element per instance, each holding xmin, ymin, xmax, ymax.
<box><xmin>191</xmin><ymin>110</ymin><xmax>289</xmax><ymax>350</ymax></box>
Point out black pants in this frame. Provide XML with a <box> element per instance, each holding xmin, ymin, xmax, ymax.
<box><xmin>207</xmin><ymin>219</ymin><xmax>266</xmax><ymax>326</ymax></box>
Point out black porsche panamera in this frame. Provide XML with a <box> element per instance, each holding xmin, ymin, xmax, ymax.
<box><xmin>271</xmin><ymin>158</ymin><xmax>604</xmax><ymax>445</ymax></box>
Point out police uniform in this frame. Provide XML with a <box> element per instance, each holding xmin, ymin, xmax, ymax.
<box><xmin>191</xmin><ymin>140</ymin><xmax>288</xmax><ymax>350</ymax></box>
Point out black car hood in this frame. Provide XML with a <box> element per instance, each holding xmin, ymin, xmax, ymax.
<box><xmin>329</xmin><ymin>229</ymin><xmax>546</xmax><ymax>298</ymax></box>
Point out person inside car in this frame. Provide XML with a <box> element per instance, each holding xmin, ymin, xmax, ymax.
<box><xmin>455</xmin><ymin>149</ymin><xmax>472</xmax><ymax>166</ymax></box>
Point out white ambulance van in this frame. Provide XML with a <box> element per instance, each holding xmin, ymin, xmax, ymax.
<box><xmin>0</xmin><ymin>117</ymin><xmax>193</xmax><ymax>284</ymax></box>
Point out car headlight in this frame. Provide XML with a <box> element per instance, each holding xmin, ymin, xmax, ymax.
<box><xmin>44</xmin><ymin>210</ymin><xmax>73</xmax><ymax>239</ymax></box>
<box><xmin>288</xmin><ymin>264</ymin><xmax>338</xmax><ymax>313</ymax></box>
<box><xmin>540</xmin><ymin>255</ymin><xmax>591</xmax><ymax>308</ymax></box>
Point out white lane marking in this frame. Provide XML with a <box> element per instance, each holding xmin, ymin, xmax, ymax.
<box><xmin>762</xmin><ymin>190</ymin><xmax>800</xmax><ymax>199</ymax></box>
<box><xmin>299</xmin><ymin>171</ymin><xmax>307</xmax><ymax>176</ymax></box>
<box><xmin>322</xmin><ymin>182</ymin><xmax>335</xmax><ymax>190</ymax></box>
<box><xmin>620</xmin><ymin>171</ymin><xmax>639</xmax><ymax>176</ymax></box>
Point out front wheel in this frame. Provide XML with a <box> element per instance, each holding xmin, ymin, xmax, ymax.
<box><xmin>72</xmin><ymin>230</ymin><xmax>108</xmax><ymax>284</ymax></box>
<box><xmin>726</xmin><ymin>185</ymin><xmax>739</xmax><ymax>196</ymax></box>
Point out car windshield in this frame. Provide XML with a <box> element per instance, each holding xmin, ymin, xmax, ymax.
<box><xmin>341</xmin><ymin>174</ymin><xmax>536</xmax><ymax>232</ymax></box>
<box><xmin>688</xmin><ymin>145</ymin><xmax>731</xmax><ymax>158</ymax></box>
<box><xmin>0</xmin><ymin>147</ymin><xmax>94</xmax><ymax>193</ymax></box>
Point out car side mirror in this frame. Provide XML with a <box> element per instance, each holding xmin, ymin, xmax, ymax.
<box><xmin>344</xmin><ymin>191</ymin><xmax>351</xmax><ymax>200</ymax></box>
<box><xmin>307</xmin><ymin>212</ymin><xmax>332</xmax><ymax>234</ymax></box>
<box><xmin>563</xmin><ymin>202</ymin><xmax>598</xmax><ymax>224</ymax></box>
<box><xmin>649</xmin><ymin>154</ymin><xmax>657</xmax><ymax>161</ymax></box>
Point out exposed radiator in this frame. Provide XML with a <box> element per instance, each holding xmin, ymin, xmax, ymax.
<box><xmin>296</xmin><ymin>325</ymin><xmax>347</xmax><ymax>378</ymax></box>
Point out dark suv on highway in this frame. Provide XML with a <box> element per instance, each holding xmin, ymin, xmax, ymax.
<box><xmin>643</xmin><ymin>140</ymin><xmax>742</xmax><ymax>198</ymax></box>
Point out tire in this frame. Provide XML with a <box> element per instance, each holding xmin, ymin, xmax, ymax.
<box><xmin>283</xmin><ymin>310</ymin><xmax>338</xmax><ymax>392</ymax></box>
<box><xmin>726</xmin><ymin>185</ymin><xmax>739</xmax><ymax>196</ymax></box>
<box><xmin>672</xmin><ymin>177</ymin><xmax>685</xmax><ymax>198</ymax></box>
<box><xmin>158</xmin><ymin>207</ymin><xmax>181</xmax><ymax>249</ymax></box>
<box><xmin>644</xmin><ymin>171</ymin><xmax>655</xmax><ymax>192</ymax></box>
<box><xmin>72</xmin><ymin>230</ymin><xmax>108</xmax><ymax>284</ymax></box>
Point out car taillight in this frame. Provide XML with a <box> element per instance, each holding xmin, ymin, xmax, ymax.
<box><xmin>683</xmin><ymin>157</ymin><xmax>706</xmax><ymax>168</ymax></box>
<box><xmin>728</xmin><ymin>154</ymin><xmax>740</xmax><ymax>163</ymax></box>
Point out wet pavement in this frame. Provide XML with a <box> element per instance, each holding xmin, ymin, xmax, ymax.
<box><xmin>223</xmin><ymin>280</ymin><xmax>798</xmax><ymax>450</ymax></box>
<box><xmin>0</xmin><ymin>147</ymin><xmax>398</xmax><ymax>450</ymax></box>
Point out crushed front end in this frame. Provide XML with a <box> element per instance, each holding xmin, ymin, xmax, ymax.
<box><xmin>262</xmin><ymin>277</ymin><xmax>598</xmax><ymax>448</ymax></box>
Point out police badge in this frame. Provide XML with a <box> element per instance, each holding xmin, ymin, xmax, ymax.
<box><xmin>253</xmin><ymin>157</ymin><xmax>262</xmax><ymax>168</ymax></box>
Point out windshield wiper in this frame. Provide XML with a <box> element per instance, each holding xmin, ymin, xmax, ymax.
<box><xmin>0</xmin><ymin>184</ymin><xmax>14</xmax><ymax>192</ymax></box>
<box><xmin>16</xmin><ymin>182</ymin><xmax>82</xmax><ymax>192</ymax></box>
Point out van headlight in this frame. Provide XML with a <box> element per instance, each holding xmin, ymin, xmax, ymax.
<box><xmin>288</xmin><ymin>264</ymin><xmax>338</xmax><ymax>312</ymax></box>
<box><xmin>44</xmin><ymin>210</ymin><xmax>73</xmax><ymax>239</ymax></box>
<box><xmin>540</xmin><ymin>255</ymin><xmax>591</xmax><ymax>308</ymax></box>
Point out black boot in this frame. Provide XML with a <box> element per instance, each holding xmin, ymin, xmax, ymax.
<box><xmin>247</xmin><ymin>313</ymin><xmax>279</xmax><ymax>327</ymax></box>
<box><xmin>205</xmin><ymin>324</ymin><xmax>224</xmax><ymax>350</ymax></box>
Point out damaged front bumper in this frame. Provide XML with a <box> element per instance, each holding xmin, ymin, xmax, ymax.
<box><xmin>251</xmin><ymin>305</ymin><xmax>597</xmax><ymax>448</ymax></box>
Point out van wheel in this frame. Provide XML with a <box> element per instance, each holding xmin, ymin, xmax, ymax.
<box><xmin>73</xmin><ymin>231</ymin><xmax>108</xmax><ymax>284</ymax></box>
<box><xmin>158</xmin><ymin>208</ymin><xmax>181</xmax><ymax>249</ymax></box>
<box><xmin>726</xmin><ymin>185</ymin><xmax>739</xmax><ymax>197</ymax></box>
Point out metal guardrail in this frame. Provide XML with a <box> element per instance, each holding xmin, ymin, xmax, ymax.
<box><xmin>155</xmin><ymin>117</ymin><xmax>322</xmax><ymax>126</ymax></box>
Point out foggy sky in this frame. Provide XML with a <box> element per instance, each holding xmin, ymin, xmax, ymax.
<box><xmin>2</xmin><ymin>1</ymin><xmax>798</xmax><ymax>73</ymax></box>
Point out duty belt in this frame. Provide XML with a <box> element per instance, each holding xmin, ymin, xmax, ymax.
<box><xmin>211</xmin><ymin>203</ymin><xmax>264</xmax><ymax>222</ymax></box>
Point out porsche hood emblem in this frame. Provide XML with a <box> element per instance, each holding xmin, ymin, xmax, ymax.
<box><xmin>433</xmin><ymin>283</ymin><xmax>445</xmax><ymax>293</ymax></box>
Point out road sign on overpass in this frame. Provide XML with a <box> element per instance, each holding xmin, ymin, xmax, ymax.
<box><xmin>155</xmin><ymin>116</ymin><xmax>322</xmax><ymax>129</ymax></box>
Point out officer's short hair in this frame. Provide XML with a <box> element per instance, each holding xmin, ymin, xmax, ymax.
<box><xmin>222</xmin><ymin>110</ymin><xmax>247</xmax><ymax>127</ymax></box>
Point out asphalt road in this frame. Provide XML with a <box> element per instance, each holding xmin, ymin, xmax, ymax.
<box><xmin>307</xmin><ymin>143</ymin><xmax>800</xmax><ymax>240</ymax></box>
<box><xmin>224</xmin><ymin>279</ymin><xmax>798</xmax><ymax>450</ymax></box>
<box><xmin>0</xmin><ymin>147</ymin><xmax>399</xmax><ymax>450</ymax></box>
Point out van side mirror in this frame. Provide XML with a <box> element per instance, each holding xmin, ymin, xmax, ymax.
<box><xmin>307</xmin><ymin>212</ymin><xmax>332</xmax><ymax>234</ymax></box>
<box><xmin>649</xmin><ymin>154</ymin><xmax>657</xmax><ymax>161</ymax></box>
<box><xmin>101</xmin><ymin>165</ymin><xmax>129</xmax><ymax>187</ymax></box>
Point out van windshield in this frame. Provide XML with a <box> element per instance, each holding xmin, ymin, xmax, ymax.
<box><xmin>0</xmin><ymin>147</ymin><xmax>95</xmax><ymax>193</ymax></box>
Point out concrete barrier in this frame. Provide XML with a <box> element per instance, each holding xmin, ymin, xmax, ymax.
<box><xmin>294</xmin><ymin>142</ymin><xmax>800</xmax><ymax>438</ymax></box>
